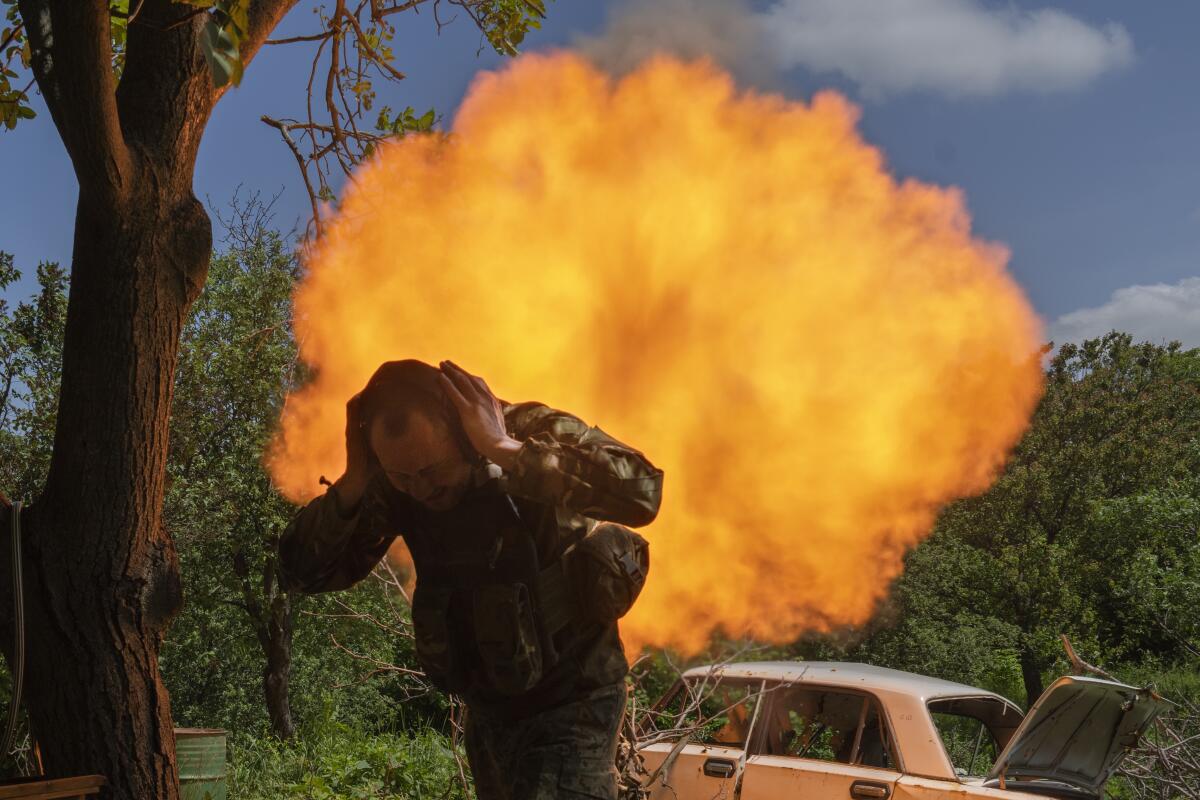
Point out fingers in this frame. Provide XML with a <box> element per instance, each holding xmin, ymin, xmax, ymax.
<box><xmin>438</xmin><ymin>371</ymin><xmax>470</xmax><ymax>412</ymax></box>
<box><xmin>439</xmin><ymin>360</ymin><xmax>492</xmax><ymax>404</ymax></box>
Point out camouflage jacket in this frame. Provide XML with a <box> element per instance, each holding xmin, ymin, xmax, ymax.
<box><xmin>278</xmin><ymin>401</ymin><xmax>663</xmax><ymax>717</ymax></box>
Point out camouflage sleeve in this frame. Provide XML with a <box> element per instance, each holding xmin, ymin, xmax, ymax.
<box><xmin>277</xmin><ymin>478</ymin><xmax>396</xmax><ymax>593</ymax></box>
<box><xmin>501</xmin><ymin>401</ymin><xmax>664</xmax><ymax>527</ymax></box>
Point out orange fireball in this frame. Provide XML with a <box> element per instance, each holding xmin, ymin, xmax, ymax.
<box><xmin>269</xmin><ymin>53</ymin><xmax>1044</xmax><ymax>654</ymax></box>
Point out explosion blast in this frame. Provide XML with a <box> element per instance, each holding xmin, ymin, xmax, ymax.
<box><xmin>269</xmin><ymin>53</ymin><xmax>1044</xmax><ymax>654</ymax></box>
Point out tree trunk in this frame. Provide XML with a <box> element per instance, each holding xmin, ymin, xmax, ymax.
<box><xmin>1019</xmin><ymin>645</ymin><xmax>1045</xmax><ymax>709</ymax></box>
<box><xmin>7</xmin><ymin>3</ymin><xmax>295</xmax><ymax>795</ymax></box>
<box><xmin>262</xmin><ymin>591</ymin><xmax>297</xmax><ymax>740</ymax></box>
<box><xmin>16</xmin><ymin>187</ymin><xmax>210</xmax><ymax>797</ymax></box>
<box><xmin>235</xmin><ymin>550</ymin><xmax>297</xmax><ymax>740</ymax></box>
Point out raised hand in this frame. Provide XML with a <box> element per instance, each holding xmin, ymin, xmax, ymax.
<box><xmin>333</xmin><ymin>392</ymin><xmax>373</xmax><ymax>514</ymax></box>
<box><xmin>438</xmin><ymin>360</ymin><xmax>522</xmax><ymax>469</ymax></box>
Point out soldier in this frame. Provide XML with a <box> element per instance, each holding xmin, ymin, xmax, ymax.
<box><xmin>278</xmin><ymin>359</ymin><xmax>663</xmax><ymax>800</ymax></box>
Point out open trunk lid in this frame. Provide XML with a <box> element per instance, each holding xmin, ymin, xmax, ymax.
<box><xmin>986</xmin><ymin>675</ymin><xmax>1168</xmax><ymax>797</ymax></box>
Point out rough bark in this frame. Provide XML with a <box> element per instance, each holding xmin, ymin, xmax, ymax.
<box><xmin>8</xmin><ymin>1</ymin><xmax>297</xmax><ymax>796</ymax></box>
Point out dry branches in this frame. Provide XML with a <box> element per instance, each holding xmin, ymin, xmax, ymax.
<box><xmin>1118</xmin><ymin>696</ymin><xmax>1200</xmax><ymax>800</ymax></box>
<box><xmin>259</xmin><ymin>0</ymin><xmax>545</xmax><ymax>238</ymax></box>
<box><xmin>1060</xmin><ymin>635</ymin><xmax>1200</xmax><ymax>799</ymax></box>
<box><xmin>618</xmin><ymin>646</ymin><xmax>778</xmax><ymax>799</ymax></box>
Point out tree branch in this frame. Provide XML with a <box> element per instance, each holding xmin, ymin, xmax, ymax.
<box><xmin>16</xmin><ymin>0</ymin><xmax>132</xmax><ymax>204</ymax></box>
<box><xmin>237</xmin><ymin>0</ymin><xmax>304</xmax><ymax>73</ymax></box>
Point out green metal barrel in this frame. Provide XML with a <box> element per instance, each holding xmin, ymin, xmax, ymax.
<box><xmin>175</xmin><ymin>728</ymin><xmax>227</xmax><ymax>800</ymax></box>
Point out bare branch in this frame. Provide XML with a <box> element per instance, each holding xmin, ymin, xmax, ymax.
<box><xmin>265</xmin><ymin>30</ymin><xmax>335</xmax><ymax>45</ymax></box>
<box><xmin>239</xmin><ymin>0</ymin><xmax>305</xmax><ymax>70</ymax></box>
<box><xmin>262</xmin><ymin>116</ymin><xmax>325</xmax><ymax>238</ymax></box>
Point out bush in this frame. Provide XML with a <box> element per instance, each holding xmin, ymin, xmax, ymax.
<box><xmin>229</xmin><ymin>706</ymin><xmax>471</xmax><ymax>800</ymax></box>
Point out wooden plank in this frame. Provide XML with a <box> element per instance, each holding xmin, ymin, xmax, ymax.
<box><xmin>0</xmin><ymin>775</ymin><xmax>106</xmax><ymax>799</ymax></box>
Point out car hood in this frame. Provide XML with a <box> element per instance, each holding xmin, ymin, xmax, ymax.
<box><xmin>987</xmin><ymin>675</ymin><xmax>1168</xmax><ymax>796</ymax></box>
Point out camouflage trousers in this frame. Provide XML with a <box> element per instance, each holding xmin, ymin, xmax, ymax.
<box><xmin>464</xmin><ymin>681</ymin><xmax>627</xmax><ymax>800</ymax></box>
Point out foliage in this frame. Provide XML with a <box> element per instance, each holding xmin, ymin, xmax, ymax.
<box><xmin>477</xmin><ymin>0</ymin><xmax>546</xmax><ymax>56</ymax></box>
<box><xmin>0</xmin><ymin>1</ymin><xmax>33</xmax><ymax>128</ymax></box>
<box><xmin>2</xmin><ymin>0</ymin><xmax>551</xmax><ymax>134</ymax></box>
<box><xmin>0</xmin><ymin>252</ymin><xmax>66</xmax><ymax>499</ymax></box>
<box><xmin>229</xmin><ymin>711</ymin><xmax>470</xmax><ymax>800</ymax></box>
<box><xmin>856</xmin><ymin>333</ymin><xmax>1200</xmax><ymax>706</ymax></box>
<box><xmin>187</xmin><ymin>0</ymin><xmax>253</xmax><ymax>88</ymax></box>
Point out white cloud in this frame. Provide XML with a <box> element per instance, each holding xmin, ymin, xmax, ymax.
<box><xmin>576</xmin><ymin>0</ymin><xmax>1133</xmax><ymax>98</ymax></box>
<box><xmin>762</xmin><ymin>0</ymin><xmax>1133</xmax><ymax>97</ymax></box>
<box><xmin>1049</xmin><ymin>278</ymin><xmax>1200</xmax><ymax>348</ymax></box>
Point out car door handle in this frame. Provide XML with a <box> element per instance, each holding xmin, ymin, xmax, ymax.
<box><xmin>702</xmin><ymin>757</ymin><xmax>737</xmax><ymax>779</ymax></box>
<box><xmin>850</xmin><ymin>780</ymin><xmax>891</xmax><ymax>800</ymax></box>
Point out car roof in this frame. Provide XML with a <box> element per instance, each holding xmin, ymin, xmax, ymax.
<box><xmin>681</xmin><ymin>660</ymin><xmax>1012</xmax><ymax>702</ymax></box>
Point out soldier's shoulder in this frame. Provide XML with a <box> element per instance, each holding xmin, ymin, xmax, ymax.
<box><xmin>502</xmin><ymin>400</ymin><xmax>553</xmax><ymax>429</ymax></box>
<box><xmin>503</xmin><ymin>401</ymin><xmax>585</xmax><ymax>438</ymax></box>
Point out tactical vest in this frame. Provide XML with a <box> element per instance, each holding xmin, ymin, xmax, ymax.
<box><xmin>402</xmin><ymin>479</ymin><xmax>570</xmax><ymax>698</ymax></box>
<box><xmin>401</xmin><ymin>478</ymin><xmax>650</xmax><ymax>700</ymax></box>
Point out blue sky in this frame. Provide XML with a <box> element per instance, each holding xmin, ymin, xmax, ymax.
<box><xmin>2</xmin><ymin>0</ymin><xmax>1198</xmax><ymax>344</ymax></box>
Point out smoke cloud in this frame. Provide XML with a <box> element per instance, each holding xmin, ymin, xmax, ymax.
<box><xmin>575</xmin><ymin>0</ymin><xmax>1133</xmax><ymax>99</ymax></box>
<box><xmin>573</xmin><ymin>0</ymin><xmax>774</xmax><ymax>87</ymax></box>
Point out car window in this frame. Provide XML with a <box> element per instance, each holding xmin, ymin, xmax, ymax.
<box><xmin>927</xmin><ymin>697</ymin><xmax>1021</xmax><ymax>779</ymax></box>
<box><xmin>930</xmin><ymin>712</ymin><xmax>997</xmax><ymax>777</ymax></box>
<box><xmin>758</xmin><ymin>686</ymin><xmax>897</xmax><ymax>770</ymax></box>
<box><xmin>650</xmin><ymin>678</ymin><xmax>763</xmax><ymax>747</ymax></box>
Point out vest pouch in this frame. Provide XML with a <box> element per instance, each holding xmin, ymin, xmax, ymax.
<box><xmin>473</xmin><ymin>582</ymin><xmax>543</xmax><ymax>696</ymax></box>
<box><xmin>411</xmin><ymin>584</ymin><xmax>457</xmax><ymax>691</ymax></box>
<box><xmin>565</xmin><ymin>522</ymin><xmax>650</xmax><ymax>624</ymax></box>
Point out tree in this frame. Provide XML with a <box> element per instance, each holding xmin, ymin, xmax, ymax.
<box><xmin>867</xmin><ymin>333</ymin><xmax>1200</xmax><ymax>706</ymax></box>
<box><xmin>0</xmin><ymin>2</ymin><xmax>547</xmax><ymax>796</ymax></box>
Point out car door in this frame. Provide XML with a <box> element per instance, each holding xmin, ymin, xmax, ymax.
<box><xmin>639</xmin><ymin>676</ymin><xmax>765</xmax><ymax>800</ymax></box>
<box><xmin>738</xmin><ymin>684</ymin><xmax>900</xmax><ymax>800</ymax></box>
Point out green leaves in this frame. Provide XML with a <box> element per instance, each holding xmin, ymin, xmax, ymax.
<box><xmin>0</xmin><ymin>75</ymin><xmax>35</xmax><ymax>130</ymax></box>
<box><xmin>0</xmin><ymin>2</ymin><xmax>34</xmax><ymax>130</ymax></box>
<box><xmin>231</xmin><ymin>724</ymin><xmax>468</xmax><ymax>800</ymax></box>
<box><xmin>108</xmin><ymin>0</ymin><xmax>129</xmax><ymax>77</ymax></box>
<box><xmin>479</xmin><ymin>0</ymin><xmax>549</xmax><ymax>57</ymax></box>
<box><xmin>0</xmin><ymin>255</ymin><xmax>68</xmax><ymax>502</ymax></box>
<box><xmin>374</xmin><ymin>105</ymin><xmax>436</xmax><ymax>137</ymax></box>
<box><xmin>181</xmin><ymin>0</ymin><xmax>251</xmax><ymax>88</ymax></box>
